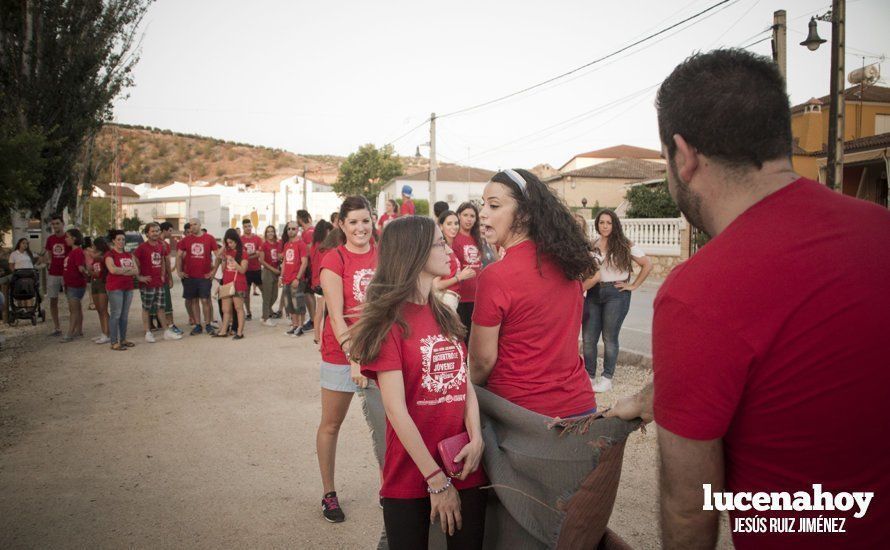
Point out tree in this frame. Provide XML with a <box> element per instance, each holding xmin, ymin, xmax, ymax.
<box><xmin>625</xmin><ymin>180</ymin><xmax>680</xmax><ymax>218</ymax></box>
<box><xmin>334</xmin><ymin>143</ymin><xmax>403</xmax><ymax>204</ymax></box>
<box><xmin>82</xmin><ymin>197</ymin><xmax>114</xmax><ymax>236</ymax></box>
<box><xmin>1</xmin><ymin>0</ymin><xmax>152</xmax><ymax>241</ymax></box>
<box><xmin>121</xmin><ymin>215</ymin><xmax>142</xmax><ymax>231</ymax></box>
<box><xmin>0</xmin><ymin>120</ymin><xmax>46</xmax><ymax>231</ymax></box>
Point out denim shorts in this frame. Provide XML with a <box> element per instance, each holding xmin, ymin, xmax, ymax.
<box><xmin>66</xmin><ymin>286</ymin><xmax>86</xmax><ymax>300</ymax></box>
<box><xmin>320</xmin><ymin>361</ymin><xmax>361</xmax><ymax>393</ymax></box>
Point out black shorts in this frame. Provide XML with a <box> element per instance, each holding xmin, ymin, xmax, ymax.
<box><xmin>245</xmin><ymin>269</ymin><xmax>262</xmax><ymax>288</ymax></box>
<box><xmin>182</xmin><ymin>277</ymin><xmax>212</xmax><ymax>299</ymax></box>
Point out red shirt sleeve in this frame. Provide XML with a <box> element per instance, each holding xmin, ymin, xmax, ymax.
<box><xmin>319</xmin><ymin>247</ymin><xmax>343</xmax><ymax>277</ymax></box>
<box><xmin>361</xmin><ymin>326</ymin><xmax>403</xmax><ymax>379</ymax></box>
<box><xmin>177</xmin><ymin>237</ymin><xmax>187</xmax><ymax>252</ymax></box>
<box><xmin>207</xmin><ymin>234</ymin><xmax>219</xmax><ymax>251</ymax></box>
<box><xmin>653</xmin><ymin>295</ymin><xmax>755</xmax><ymax>440</ymax></box>
<box><xmin>471</xmin><ymin>268</ymin><xmax>510</xmax><ymax>327</ymax></box>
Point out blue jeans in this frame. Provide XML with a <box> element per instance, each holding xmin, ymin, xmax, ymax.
<box><xmin>108</xmin><ymin>289</ymin><xmax>133</xmax><ymax>344</ymax></box>
<box><xmin>582</xmin><ymin>284</ymin><xmax>631</xmax><ymax>379</ymax></box>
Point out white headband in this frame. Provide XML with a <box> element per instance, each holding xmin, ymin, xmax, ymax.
<box><xmin>501</xmin><ymin>168</ymin><xmax>528</xmax><ymax>197</ymax></box>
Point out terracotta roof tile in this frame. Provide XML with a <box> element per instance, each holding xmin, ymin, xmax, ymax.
<box><xmin>791</xmin><ymin>85</ymin><xmax>890</xmax><ymax>114</ymax></box>
<box><xmin>546</xmin><ymin>158</ymin><xmax>665</xmax><ymax>181</ymax></box>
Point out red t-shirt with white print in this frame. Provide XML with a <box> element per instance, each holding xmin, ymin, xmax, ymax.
<box><xmin>319</xmin><ymin>244</ymin><xmax>377</xmax><ymax>364</ymax></box>
<box><xmin>177</xmin><ymin>233</ymin><xmax>218</xmax><ymax>279</ymax></box>
<box><xmin>452</xmin><ymin>232</ymin><xmax>482</xmax><ymax>303</ymax></box>
<box><xmin>221</xmin><ymin>249</ymin><xmax>248</xmax><ymax>292</ymax></box>
<box><xmin>362</xmin><ymin>302</ymin><xmax>487</xmax><ymax>498</ymax></box>
<box><xmin>262</xmin><ymin>240</ymin><xmax>280</xmax><ymax>268</ymax></box>
<box><xmin>134</xmin><ymin>240</ymin><xmax>166</xmax><ymax>288</ymax></box>
<box><xmin>280</xmin><ymin>239</ymin><xmax>307</xmax><ymax>285</ymax></box>
<box><xmin>105</xmin><ymin>250</ymin><xmax>136</xmax><ymax>291</ymax></box>
<box><xmin>241</xmin><ymin>233</ymin><xmax>263</xmax><ymax>271</ymax></box>
<box><xmin>62</xmin><ymin>247</ymin><xmax>88</xmax><ymax>288</ymax></box>
<box><xmin>45</xmin><ymin>234</ymin><xmax>71</xmax><ymax>276</ymax></box>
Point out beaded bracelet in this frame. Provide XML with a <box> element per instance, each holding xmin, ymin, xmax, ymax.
<box><xmin>427</xmin><ymin>476</ymin><xmax>452</xmax><ymax>495</ymax></box>
<box><xmin>423</xmin><ymin>468</ymin><xmax>443</xmax><ymax>482</ymax></box>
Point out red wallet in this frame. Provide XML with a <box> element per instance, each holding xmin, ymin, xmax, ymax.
<box><xmin>437</xmin><ymin>431</ymin><xmax>470</xmax><ymax>477</ymax></box>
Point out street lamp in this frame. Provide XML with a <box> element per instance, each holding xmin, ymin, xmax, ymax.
<box><xmin>800</xmin><ymin>2</ymin><xmax>845</xmax><ymax>191</ymax></box>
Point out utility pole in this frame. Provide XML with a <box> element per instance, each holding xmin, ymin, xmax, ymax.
<box><xmin>771</xmin><ymin>10</ymin><xmax>787</xmax><ymax>80</ymax></box>
<box><xmin>827</xmin><ymin>0</ymin><xmax>845</xmax><ymax>191</ymax></box>
<box><xmin>284</xmin><ymin>182</ymin><xmax>289</xmax><ymax>222</ymax></box>
<box><xmin>429</xmin><ymin>112</ymin><xmax>438</xmax><ymax>212</ymax></box>
<box><xmin>302</xmin><ymin>165</ymin><xmax>308</xmax><ymax>211</ymax></box>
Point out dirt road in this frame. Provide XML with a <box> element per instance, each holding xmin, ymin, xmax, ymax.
<box><xmin>0</xmin><ymin>287</ymin><xmax>731</xmax><ymax>548</ymax></box>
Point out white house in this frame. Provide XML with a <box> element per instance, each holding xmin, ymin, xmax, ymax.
<box><xmin>119</xmin><ymin>175</ymin><xmax>341</xmax><ymax>237</ymax></box>
<box><xmin>378</xmin><ymin>165</ymin><xmax>496</xmax><ymax>215</ymax></box>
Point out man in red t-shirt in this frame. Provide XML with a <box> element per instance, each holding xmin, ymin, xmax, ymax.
<box><xmin>40</xmin><ymin>214</ymin><xmax>71</xmax><ymax>335</ymax></box>
<box><xmin>176</xmin><ymin>218</ymin><xmax>218</xmax><ymax>335</ymax></box>
<box><xmin>296</xmin><ymin>209</ymin><xmax>316</xmax><ymax>332</ymax></box>
<box><xmin>240</xmin><ymin>218</ymin><xmax>264</xmax><ymax>321</ymax></box>
<box><xmin>135</xmin><ymin>223</ymin><xmax>183</xmax><ymax>343</ymax></box>
<box><xmin>400</xmin><ymin>185</ymin><xmax>415</xmax><ymax>216</ymax></box>
<box><xmin>608</xmin><ymin>50</ymin><xmax>890</xmax><ymax>549</ymax></box>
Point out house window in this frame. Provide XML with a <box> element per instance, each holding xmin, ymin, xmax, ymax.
<box><xmin>876</xmin><ymin>114</ymin><xmax>890</xmax><ymax>135</ymax></box>
<box><xmin>220</xmin><ymin>207</ymin><xmax>230</xmax><ymax>226</ymax></box>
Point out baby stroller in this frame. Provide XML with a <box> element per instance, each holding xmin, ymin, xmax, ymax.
<box><xmin>8</xmin><ymin>269</ymin><xmax>45</xmax><ymax>326</ymax></box>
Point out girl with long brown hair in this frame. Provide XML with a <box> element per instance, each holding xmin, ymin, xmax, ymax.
<box><xmin>210</xmin><ymin>229</ymin><xmax>248</xmax><ymax>339</ymax></box>
<box><xmin>582</xmin><ymin>209</ymin><xmax>652</xmax><ymax>393</ymax></box>
<box><xmin>350</xmin><ymin>215</ymin><xmax>486</xmax><ymax>548</ymax></box>
<box><xmin>315</xmin><ymin>196</ymin><xmax>377</xmax><ymax>523</ymax></box>
<box><xmin>452</xmin><ymin>202</ymin><xmax>485</xmax><ymax>340</ymax></box>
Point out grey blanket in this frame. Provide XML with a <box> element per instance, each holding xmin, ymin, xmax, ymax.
<box><xmin>361</xmin><ymin>384</ymin><xmax>641</xmax><ymax>549</ymax></box>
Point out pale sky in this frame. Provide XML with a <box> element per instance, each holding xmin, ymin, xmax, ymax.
<box><xmin>113</xmin><ymin>0</ymin><xmax>889</xmax><ymax>171</ymax></box>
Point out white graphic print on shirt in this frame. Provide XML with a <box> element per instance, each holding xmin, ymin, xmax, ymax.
<box><xmin>352</xmin><ymin>268</ymin><xmax>375</xmax><ymax>302</ymax></box>
<box><xmin>419</xmin><ymin>334</ymin><xmax>467</xmax><ymax>402</ymax></box>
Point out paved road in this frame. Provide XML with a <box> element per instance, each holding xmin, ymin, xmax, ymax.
<box><xmin>617</xmin><ymin>279</ymin><xmax>659</xmax><ymax>360</ymax></box>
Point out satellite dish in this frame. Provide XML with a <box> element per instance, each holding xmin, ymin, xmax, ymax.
<box><xmin>848</xmin><ymin>63</ymin><xmax>881</xmax><ymax>85</ymax></box>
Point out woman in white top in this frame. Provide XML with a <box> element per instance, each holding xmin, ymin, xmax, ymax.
<box><xmin>582</xmin><ymin>210</ymin><xmax>652</xmax><ymax>392</ymax></box>
<box><xmin>10</xmin><ymin>238</ymin><xmax>36</xmax><ymax>271</ymax></box>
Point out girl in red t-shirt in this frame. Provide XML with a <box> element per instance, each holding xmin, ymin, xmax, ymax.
<box><xmin>472</xmin><ymin>169</ymin><xmax>597</xmax><ymax>418</ymax></box>
<box><xmin>60</xmin><ymin>228</ymin><xmax>90</xmax><ymax>342</ymax></box>
<box><xmin>434</xmin><ymin>210</ymin><xmax>476</xmax><ymax>311</ymax></box>
<box><xmin>452</xmin><ymin>202</ymin><xmax>486</xmax><ymax>342</ymax></box>
<box><xmin>377</xmin><ymin>198</ymin><xmax>400</xmax><ymax>230</ymax></box>
<box><xmin>315</xmin><ymin>196</ymin><xmax>377</xmax><ymax>523</ymax></box>
<box><xmin>351</xmin><ymin>215</ymin><xmax>486</xmax><ymax>547</ymax></box>
<box><xmin>87</xmin><ymin>237</ymin><xmax>110</xmax><ymax>344</ymax></box>
<box><xmin>258</xmin><ymin>225</ymin><xmax>281</xmax><ymax>324</ymax></box>
<box><xmin>104</xmin><ymin>230</ymin><xmax>139</xmax><ymax>351</ymax></box>
<box><xmin>308</xmin><ymin>220</ymin><xmax>335</xmax><ymax>344</ymax></box>
<box><xmin>211</xmin><ymin>229</ymin><xmax>248</xmax><ymax>339</ymax></box>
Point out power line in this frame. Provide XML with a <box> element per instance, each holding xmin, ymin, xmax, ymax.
<box><xmin>383</xmin><ymin>117</ymin><xmax>431</xmax><ymax>147</ymax></box>
<box><xmin>438</xmin><ymin>0</ymin><xmax>736</xmax><ymax>119</ymax></box>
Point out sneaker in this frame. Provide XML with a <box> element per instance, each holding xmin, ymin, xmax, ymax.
<box><xmin>94</xmin><ymin>335</ymin><xmax>110</xmax><ymax>345</ymax></box>
<box><xmin>164</xmin><ymin>328</ymin><xmax>183</xmax><ymax>340</ymax></box>
<box><xmin>145</xmin><ymin>331</ymin><xmax>156</xmax><ymax>343</ymax></box>
<box><xmin>294</xmin><ymin>327</ymin><xmax>305</xmax><ymax>337</ymax></box>
<box><xmin>60</xmin><ymin>335</ymin><xmax>73</xmax><ymax>343</ymax></box>
<box><xmin>204</xmin><ymin>324</ymin><xmax>214</xmax><ymax>335</ymax></box>
<box><xmin>262</xmin><ymin>318</ymin><xmax>277</xmax><ymax>327</ymax></box>
<box><xmin>190</xmin><ymin>324</ymin><xmax>203</xmax><ymax>336</ymax></box>
<box><xmin>284</xmin><ymin>327</ymin><xmax>297</xmax><ymax>336</ymax></box>
<box><xmin>170</xmin><ymin>325</ymin><xmax>183</xmax><ymax>335</ymax></box>
<box><xmin>592</xmin><ymin>377</ymin><xmax>613</xmax><ymax>393</ymax></box>
<box><xmin>322</xmin><ymin>492</ymin><xmax>345</xmax><ymax>523</ymax></box>
<box><xmin>245</xmin><ymin>313</ymin><xmax>253</xmax><ymax>321</ymax></box>
<box><xmin>48</xmin><ymin>329</ymin><xmax>62</xmax><ymax>337</ymax></box>
<box><xmin>301</xmin><ymin>319</ymin><xmax>314</xmax><ymax>333</ymax></box>
<box><xmin>271</xmin><ymin>310</ymin><xmax>282</xmax><ymax>319</ymax></box>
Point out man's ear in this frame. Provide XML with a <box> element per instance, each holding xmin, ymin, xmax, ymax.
<box><xmin>672</xmin><ymin>134</ymin><xmax>699</xmax><ymax>183</ymax></box>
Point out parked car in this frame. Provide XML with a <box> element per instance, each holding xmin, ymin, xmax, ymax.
<box><xmin>124</xmin><ymin>231</ymin><xmax>144</xmax><ymax>252</ymax></box>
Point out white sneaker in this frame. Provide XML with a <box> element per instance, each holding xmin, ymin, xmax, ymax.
<box><xmin>163</xmin><ymin>328</ymin><xmax>183</xmax><ymax>340</ymax></box>
<box><xmin>592</xmin><ymin>377</ymin><xmax>613</xmax><ymax>393</ymax></box>
<box><xmin>263</xmin><ymin>318</ymin><xmax>277</xmax><ymax>327</ymax></box>
<box><xmin>145</xmin><ymin>331</ymin><xmax>156</xmax><ymax>343</ymax></box>
<box><xmin>94</xmin><ymin>334</ymin><xmax>110</xmax><ymax>344</ymax></box>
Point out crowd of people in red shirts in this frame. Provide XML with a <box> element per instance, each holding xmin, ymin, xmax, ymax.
<box><xmin>23</xmin><ymin>48</ymin><xmax>889</xmax><ymax>549</ymax></box>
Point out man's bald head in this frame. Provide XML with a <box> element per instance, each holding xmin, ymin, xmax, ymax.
<box><xmin>190</xmin><ymin>218</ymin><xmax>201</xmax><ymax>234</ymax></box>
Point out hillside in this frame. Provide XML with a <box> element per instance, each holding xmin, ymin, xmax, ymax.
<box><xmin>94</xmin><ymin>124</ymin><xmax>433</xmax><ymax>187</ymax></box>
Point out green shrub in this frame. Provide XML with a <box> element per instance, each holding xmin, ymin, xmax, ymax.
<box><xmin>625</xmin><ymin>180</ymin><xmax>680</xmax><ymax>218</ymax></box>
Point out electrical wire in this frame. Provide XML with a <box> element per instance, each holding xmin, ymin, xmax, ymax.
<box><xmin>438</xmin><ymin>0</ymin><xmax>737</xmax><ymax>119</ymax></box>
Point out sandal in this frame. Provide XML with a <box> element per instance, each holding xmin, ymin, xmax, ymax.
<box><xmin>122</xmin><ymin>341</ymin><xmax>135</xmax><ymax>347</ymax></box>
<box><xmin>211</xmin><ymin>331</ymin><xmax>230</xmax><ymax>338</ymax></box>
<box><xmin>233</xmin><ymin>334</ymin><xmax>244</xmax><ymax>340</ymax></box>
<box><xmin>110</xmin><ymin>343</ymin><xmax>127</xmax><ymax>351</ymax></box>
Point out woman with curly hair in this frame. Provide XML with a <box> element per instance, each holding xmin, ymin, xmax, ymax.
<box><xmin>582</xmin><ymin>209</ymin><xmax>652</xmax><ymax>392</ymax></box>
<box><xmin>470</xmin><ymin>168</ymin><xmax>598</xmax><ymax>419</ymax></box>
<box><xmin>210</xmin><ymin>229</ymin><xmax>248</xmax><ymax>339</ymax></box>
